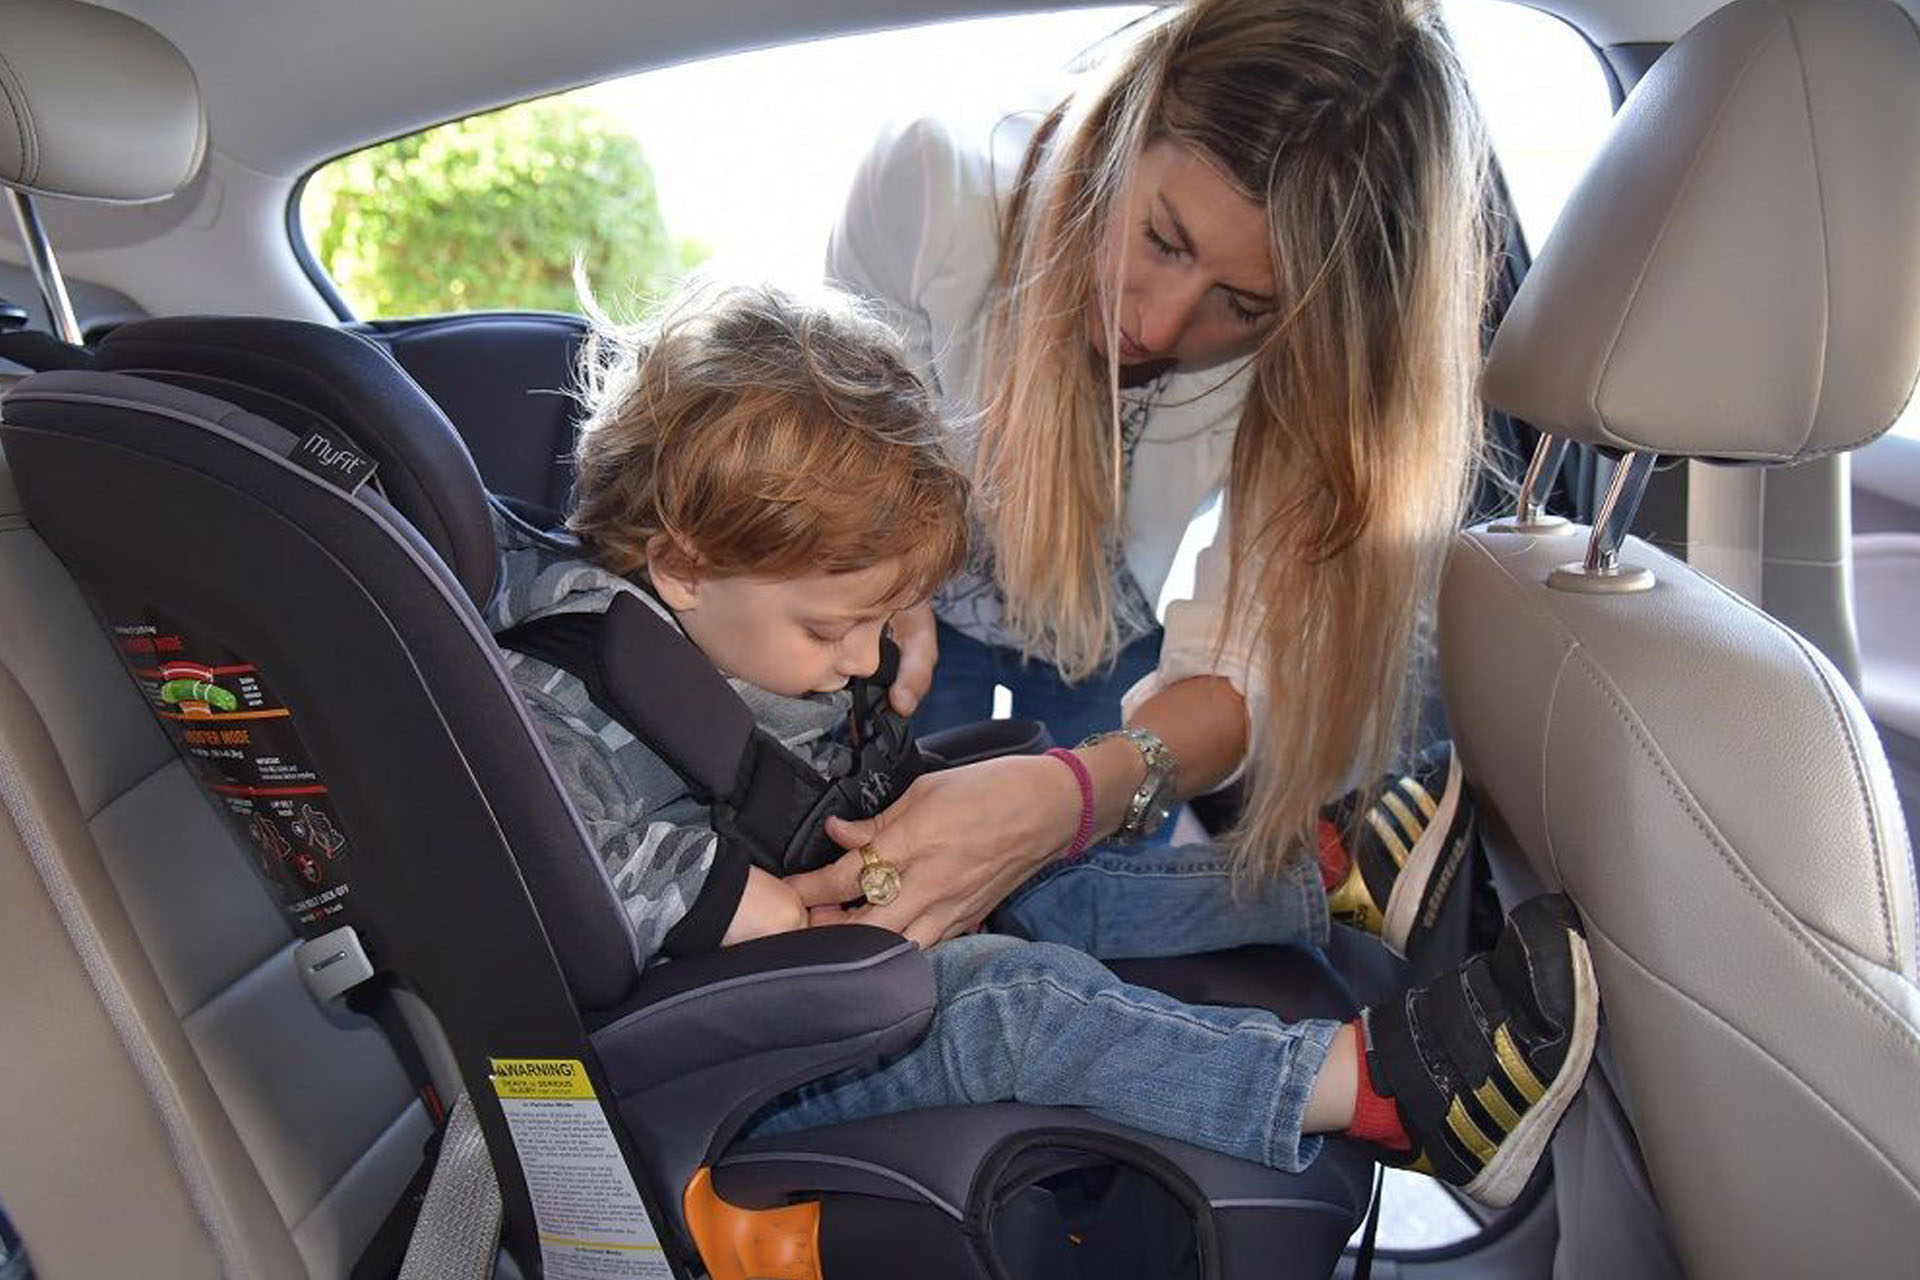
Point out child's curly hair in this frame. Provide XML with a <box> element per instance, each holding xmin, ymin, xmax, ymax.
<box><xmin>569</xmin><ymin>279</ymin><xmax>969</xmax><ymax>607</ymax></box>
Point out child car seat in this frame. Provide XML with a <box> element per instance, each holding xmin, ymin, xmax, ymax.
<box><xmin>5</xmin><ymin>311</ymin><xmax>1381</xmax><ymax>1279</ymax></box>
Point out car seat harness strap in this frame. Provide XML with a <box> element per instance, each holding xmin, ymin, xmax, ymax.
<box><xmin>496</xmin><ymin>591</ymin><xmax>928</xmax><ymax>877</ymax></box>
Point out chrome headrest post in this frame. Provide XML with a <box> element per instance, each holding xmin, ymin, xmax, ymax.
<box><xmin>1549</xmin><ymin>451</ymin><xmax>1658</xmax><ymax>594</ymax></box>
<box><xmin>5</xmin><ymin>189</ymin><xmax>82</xmax><ymax>345</ymax></box>
<box><xmin>1486</xmin><ymin>434</ymin><xmax>1578</xmax><ymax>536</ymax></box>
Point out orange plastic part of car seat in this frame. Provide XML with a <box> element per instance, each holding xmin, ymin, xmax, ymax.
<box><xmin>684</xmin><ymin>1166</ymin><xmax>823</xmax><ymax>1280</ymax></box>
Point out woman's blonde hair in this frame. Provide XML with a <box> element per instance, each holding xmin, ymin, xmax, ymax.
<box><xmin>977</xmin><ymin>0</ymin><xmax>1494</xmax><ymax>868</ymax></box>
<box><xmin>569</xmin><ymin>280</ymin><xmax>969</xmax><ymax>604</ymax></box>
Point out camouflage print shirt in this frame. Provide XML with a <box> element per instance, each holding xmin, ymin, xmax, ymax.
<box><xmin>486</xmin><ymin>505</ymin><xmax>850</xmax><ymax>964</ymax></box>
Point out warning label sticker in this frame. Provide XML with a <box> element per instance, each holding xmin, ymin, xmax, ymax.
<box><xmin>490</xmin><ymin>1058</ymin><xmax>669</xmax><ymax>1280</ymax></box>
<box><xmin>107</xmin><ymin>613</ymin><xmax>358</xmax><ymax>935</ymax></box>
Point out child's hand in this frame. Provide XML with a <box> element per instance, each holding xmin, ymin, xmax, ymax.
<box><xmin>722</xmin><ymin>867</ymin><xmax>809</xmax><ymax>946</ymax></box>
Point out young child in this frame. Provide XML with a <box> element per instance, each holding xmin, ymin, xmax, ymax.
<box><xmin>486</xmin><ymin>280</ymin><xmax>1598</xmax><ymax>1208</ymax></box>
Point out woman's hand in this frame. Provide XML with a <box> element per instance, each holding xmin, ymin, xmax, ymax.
<box><xmin>886</xmin><ymin>600</ymin><xmax>938</xmax><ymax>716</ymax></box>
<box><xmin>784</xmin><ymin>754</ymin><xmax>1085</xmax><ymax>948</ymax></box>
<box><xmin>721</xmin><ymin>866</ymin><xmax>809</xmax><ymax>946</ymax></box>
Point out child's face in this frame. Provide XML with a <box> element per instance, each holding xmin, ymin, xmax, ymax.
<box><xmin>653</xmin><ymin>556</ymin><xmax>910</xmax><ymax>698</ymax></box>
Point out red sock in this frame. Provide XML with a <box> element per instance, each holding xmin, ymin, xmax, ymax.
<box><xmin>1317</xmin><ymin>818</ymin><xmax>1351</xmax><ymax>892</ymax></box>
<box><xmin>1344</xmin><ymin>1020</ymin><xmax>1411</xmax><ymax>1150</ymax></box>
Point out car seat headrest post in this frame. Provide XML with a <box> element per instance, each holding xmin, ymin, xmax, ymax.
<box><xmin>4</xmin><ymin>191</ymin><xmax>81</xmax><ymax>345</ymax></box>
<box><xmin>1487</xmin><ymin>434</ymin><xmax>1578</xmax><ymax>536</ymax></box>
<box><xmin>1548</xmin><ymin>450</ymin><xmax>1658</xmax><ymax>595</ymax></box>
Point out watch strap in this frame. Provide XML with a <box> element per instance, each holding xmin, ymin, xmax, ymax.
<box><xmin>1079</xmin><ymin>727</ymin><xmax>1176</xmax><ymax>843</ymax></box>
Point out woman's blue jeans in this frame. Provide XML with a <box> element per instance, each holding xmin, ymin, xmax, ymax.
<box><xmin>745</xmin><ymin>844</ymin><xmax>1342</xmax><ymax>1173</ymax></box>
<box><xmin>914</xmin><ymin>620</ymin><xmax>1165</xmax><ymax>748</ymax></box>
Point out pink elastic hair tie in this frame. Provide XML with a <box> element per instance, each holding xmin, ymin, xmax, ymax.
<box><xmin>1044</xmin><ymin>747</ymin><xmax>1096</xmax><ymax>862</ymax></box>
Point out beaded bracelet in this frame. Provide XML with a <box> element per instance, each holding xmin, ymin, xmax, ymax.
<box><xmin>1043</xmin><ymin>746</ymin><xmax>1096</xmax><ymax>862</ymax></box>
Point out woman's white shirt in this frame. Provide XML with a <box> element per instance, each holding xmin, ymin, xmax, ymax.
<box><xmin>828</xmin><ymin>109</ymin><xmax>1265</xmax><ymax>779</ymax></box>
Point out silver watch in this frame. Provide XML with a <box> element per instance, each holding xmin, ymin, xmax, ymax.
<box><xmin>1079</xmin><ymin>727</ymin><xmax>1178</xmax><ymax>843</ymax></box>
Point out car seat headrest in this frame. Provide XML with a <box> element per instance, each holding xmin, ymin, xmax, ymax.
<box><xmin>97</xmin><ymin>317</ymin><xmax>500</xmax><ymax>608</ymax></box>
<box><xmin>0</xmin><ymin>0</ymin><xmax>206</xmax><ymax>203</ymax></box>
<box><xmin>1484</xmin><ymin>0</ymin><xmax>1920</xmax><ymax>464</ymax></box>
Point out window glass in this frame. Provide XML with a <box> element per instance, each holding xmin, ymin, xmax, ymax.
<box><xmin>300</xmin><ymin>9</ymin><xmax>1152</xmax><ymax>317</ymax></box>
<box><xmin>1447</xmin><ymin>1</ymin><xmax>1616</xmax><ymax>253</ymax></box>
<box><xmin>300</xmin><ymin>2</ymin><xmax>1614</xmax><ymax>320</ymax></box>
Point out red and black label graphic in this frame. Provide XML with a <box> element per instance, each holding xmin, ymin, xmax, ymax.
<box><xmin>112</xmin><ymin>615</ymin><xmax>356</xmax><ymax>933</ymax></box>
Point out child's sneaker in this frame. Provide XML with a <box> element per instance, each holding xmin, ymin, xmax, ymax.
<box><xmin>1322</xmin><ymin>740</ymin><xmax>1477</xmax><ymax>957</ymax></box>
<box><xmin>1357</xmin><ymin>893</ymin><xmax>1599</xmax><ymax>1209</ymax></box>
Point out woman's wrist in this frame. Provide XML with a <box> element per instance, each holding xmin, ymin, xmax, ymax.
<box><xmin>1014</xmin><ymin>751</ymin><xmax>1094</xmax><ymax>868</ymax></box>
<box><xmin>1043</xmin><ymin>748</ymin><xmax>1096</xmax><ymax>860</ymax></box>
<box><xmin>1072</xmin><ymin>734</ymin><xmax>1153</xmax><ymax>841</ymax></box>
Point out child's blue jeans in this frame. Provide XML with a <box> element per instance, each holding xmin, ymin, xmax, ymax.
<box><xmin>744</xmin><ymin>844</ymin><xmax>1343</xmax><ymax>1173</ymax></box>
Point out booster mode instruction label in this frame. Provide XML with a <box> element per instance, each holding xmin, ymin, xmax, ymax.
<box><xmin>490</xmin><ymin>1058</ymin><xmax>668</xmax><ymax>1279</ymax></box>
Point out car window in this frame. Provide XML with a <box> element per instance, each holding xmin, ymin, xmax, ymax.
<box><xmin>1447</xmin><ymin>1</ymin><xmax>1615</xmax><ymax>253</ymax></box>
<box><xmin>297</xmin><ymin>2</ymin><xmax>1612</xmax><ymax>322</ymax></box>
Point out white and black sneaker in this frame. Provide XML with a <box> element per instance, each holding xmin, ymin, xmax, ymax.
<box><xmin>1357</xmin><ymin>893</ymin><xmax>1600</xmax><ymax>1209</ymax></box>
<box><xmin>1323</xmin><ymin>740</ymin><xmax>1478</xmax><ymax>957</ymax></box>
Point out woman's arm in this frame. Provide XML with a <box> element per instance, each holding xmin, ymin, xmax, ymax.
<box><xmin>785</xmin><ymin>672</ymin><xmax>1248</xmax><ymax>948</ymax></box>
<box><xmin>885</xmin><ymin>599</ymin><xmax>938</xmax><ymax>716</ymax></box>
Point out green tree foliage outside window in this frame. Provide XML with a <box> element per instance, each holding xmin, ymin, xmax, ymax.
<box><xmin>303</xmin><ymin>95</ymin><xmax>706</xmax><ymax>318</ymax></box>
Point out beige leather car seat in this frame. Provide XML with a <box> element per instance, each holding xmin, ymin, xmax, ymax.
<box><xmin>0</xmin><ymin>2</ymin><xmax>432</xmax><ymax>1275</ymax></box>
<box><xmin>1448</xmin><ymin>0</ymin><xmax>1920</xmax><ymax>1276</ymax></box>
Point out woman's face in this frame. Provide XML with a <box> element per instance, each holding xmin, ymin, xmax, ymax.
<box><xmin>1091</xmin><ymin>140</ymin><xmax>1278</xmax><ymax>374</ymax></box>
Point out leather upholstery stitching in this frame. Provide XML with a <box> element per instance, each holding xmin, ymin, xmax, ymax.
<box><xmin>0</xmin><ymin>48</ymin><xmax>37</xmax><ymax>189</ymax></box>
<box><xmin>1776</xmin><ymin>626</ymin><xmax>1902</xmax><ymax>969</ymax></box>
<box><xmin>1591</xmin><ymin>12</ymin><xmax>1788</xmax><ymax>453</ymax></box>
<box><xmin>1589</xmin><ymin>926</ymin><xmax>1920</xmax><ymax>1200</ymax></box>
<box><xmin>1458</xmin><ymin>533</ymin><xmax>1920</xmax><ymax>1053</ymax></box>
<box><xmin>1538</xmin><ymin>644</ymin><xmax>1578</xmax><ymax>892</ymax></box>
<box><xmin>0</xmin><ymin>675</ymin><xmax>252</xmax><ymax>1272</ymax></box>
<box><xmin>1567</xmin><ymin>650</ymin><xmax>1920</xmax><ymax>1053</ymax></box>
<box><xmin>1680</xmin><ymin>544</ymin><xmax>1907</xmax><ymax>971</ymax></box>
<box><xmin>1778</xmin><ymin>3</ymin><xmax>1831</xmax><ymax>458</ymax></box>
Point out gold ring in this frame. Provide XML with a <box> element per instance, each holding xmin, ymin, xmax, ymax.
<box><xmin>857</xmin><ymin>843</ymin><xmax>902</xmax><ymax>907</ymax></box>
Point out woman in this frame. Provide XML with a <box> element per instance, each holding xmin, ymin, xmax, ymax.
<box><xmin>790</xmin><ymin>0</ymin><xmax>1493</xmax><ymax>950</ymax></box>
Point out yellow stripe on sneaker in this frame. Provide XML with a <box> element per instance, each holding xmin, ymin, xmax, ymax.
<box><xmin>1473</xmin><ymin>1079</ymin><xmax>1522</xmax><ymax>1133</ymax></box>
<box><xmin>1380</xmin><ymin>791</ymin><xmax>1424</xmax><ymax>849</ymax></box>
<box><xmin>1406</xmin><ymin>1151</ymin><xmax>1434</xmax><ymax>1176</ymax></box>
<box><xmin>1446</xmin><ymin>1097</ymin><xmax>1498</xmax><ymax>1165</ymax></box>
<box><xmin>1399</xmin><ymin>776</ymin><xmax>1440</xmax><ymax>820</ymax></box>
<box><xmin>1494</xmin><ymin>1023</ymin><xmax>1547</xmax><ymax>1105</ymax></box>
<box><xmin>1325</xmin><ymin>870</ymin><xmax>1386</xmax><ymax>935</ymax></box>
<box><xmin>1366</xmin><ymin>810</ymin><xmax>1411</xmax><ymax>868</ymax></box>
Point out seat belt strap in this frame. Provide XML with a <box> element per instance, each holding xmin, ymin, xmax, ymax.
<box><xmin>497</xmin><ymin>594</ymin><xmax>756</xmax><ymax>802</ymax></box>
<box><xmin>496</xmin><ymin>591</ymin><xmax>927</xmax><ymax>875</ymax></box>
<box><xmin>397</xmin><ymin>1093</ymin><xmax>503</xmax><ymax>1280</ymax></box>
<box><xmin>346</xmin><ymin>980</ymin><xmax>447</xmax><ymax>1127</ymax></box>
